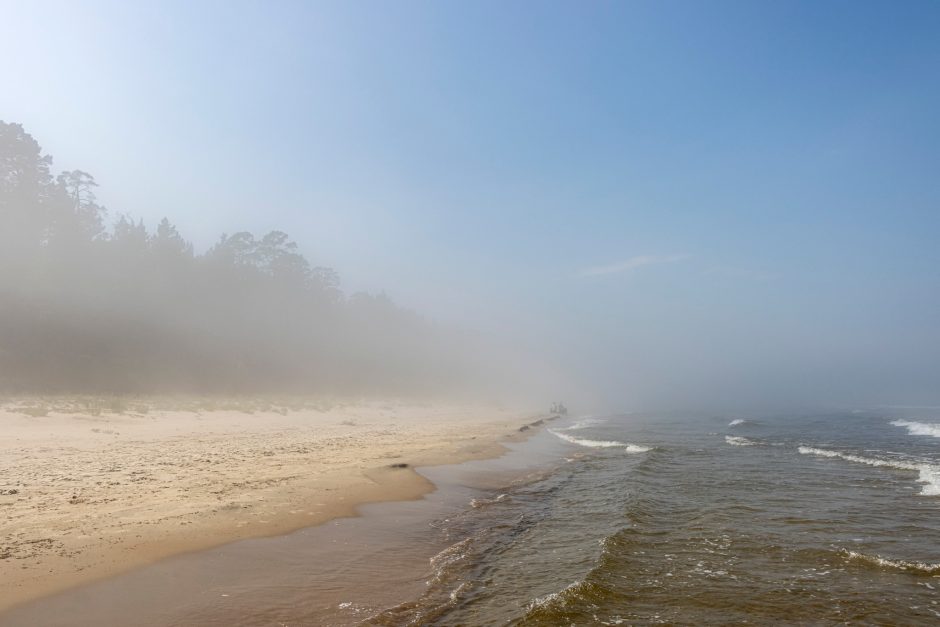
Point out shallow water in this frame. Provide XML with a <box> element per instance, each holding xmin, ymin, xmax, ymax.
<box><xmin>384</xmin><ymin>411</ymin><xmax>940</xmax><ymax>625</ymax></box>
<box><xmin>5</xmin><ymin>411</ymin><xmax>940</xmax><ymax>625</ymax></box>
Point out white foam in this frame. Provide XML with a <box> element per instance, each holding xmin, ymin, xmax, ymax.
<box><xmin>549</xmin><ymin>429</ymin><xmax>650</xmax><ymax>452</ymax></box>
<box><xmin>797</xmin><ymin>446</ymin><xmax>920</xmax><ymax>470</ymax></box>
<box><xmin>429</xmin><ymin>537</ymin><xmax>471</xmax><ymax>576</ymax></box>
<box><xmin>798</xmin><ymin>446</ymin><xmax>940</xmax><ymax>496</ymax></box>
<box><xmin>891</xmin><ymin>419</ymin><xmax>940</xmax><ymax>439</ymax></box>
<box><xmin>919</xmin><ymin>467</ymin><xmax>940</xmax><ymax>496</ymax></box>
<box><xmin>469</xmin><ymin>493</ymin><xmax>508</xmax><ymax>508</ymax></box>
<box><xmin>842</xmin><ymin>550</ymin><xmax>940</xmax><ymax>575</ymax></box>
<box><xmin>725</xmin><ymin>435</ymin><xmax>759</xmax><ymax>446</ymax></box>
<box><xmin>728</xmin><ymin>419</ymin><xmax>746</xmax><ymax>427</ymax></box>
<box><xmin>448</xmin><ymin>581</ymin><xmax>468</xmax><ymax>602</ymax></box>
<box><xmin>526</xmin><ymin>580</ymin><xmax>587</xmax><ymax>611</ymax></box>
<box><xmin>558</xmin><ymin>416</ymin><xmax>607</xmax><ymax>431</ymax></box>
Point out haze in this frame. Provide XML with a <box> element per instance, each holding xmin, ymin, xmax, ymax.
<box><xmin>2</xmin><ymin>0</ymin><xmax>939</xmax><ymax>412</ymax></box>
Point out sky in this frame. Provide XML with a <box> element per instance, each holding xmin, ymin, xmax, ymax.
<box><xmin>3</xmin><ymin>0</ymin><xmax>940</xmax><ymax>410</ymax></box>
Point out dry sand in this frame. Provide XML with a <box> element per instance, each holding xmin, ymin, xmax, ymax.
<box><xmin>0</xmin><ymin>398</ymin><xmax>536</xmax><ymax>613</ymax></box>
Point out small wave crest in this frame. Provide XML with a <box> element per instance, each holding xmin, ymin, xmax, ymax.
<box><xmin>797</xmin><ymin>446</ymin><xmax>920</xmax><ymax>471</ymax></box>
<box><xmin>891</xmin><ymin>419</ymin><xmax>940</xmax><ymax>439</ymax></box>
<box><xmin>841</xmin><ymin>549</ymin><xmax>940</xmax><ymax>575</ymax></box>
<box><xmin>428</xmin><ymin>537</ymin><xmax>472</xmax><ymax>581</ymax></box>
<box><xmin>728</xmin><ymin>419</ymin><xmax>746</xmax><ymax>427</ymax></box>
<box><xmin>798</xmin><ymin>446</ymin><xmax>940</xmax><ymax>496</ymax></box>
<box><xmin>557</xmin><ymin>416</ymin><xmax>606</xmax><ymax>431</ymax></box>
<box><xmin>725</xmin><ymin>435</ymin><xmax>760</xmax><ymax>446</ymax></box>
<box><xmin>526</xmin><ymin>579</ymin><xmax>591</xmax><ymax>613</ymax></box>
<box><xmin>549</xmin><ymin>429</ymin><xmax>650</xmax><ymax>452</ymax></box>
<box><xmin>470</xmin><ymin>493</ymin><xmax>508</xmax><ymax>509</ymax></box>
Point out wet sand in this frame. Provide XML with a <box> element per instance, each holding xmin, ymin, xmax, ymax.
<box><xmin>0</xmin><ymin>423</ymin><xmax>566</xmax><ymax>626</ymax></box>
<box><xmin>0</xmin><ymin>398</ymin><xmax>536</xmax><ymax>614</ymax></box>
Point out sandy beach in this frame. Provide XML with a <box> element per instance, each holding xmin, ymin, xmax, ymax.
<box><xmin>0</xmin><ymin>398</ymin><xmax>536</xmax><ymax>613</ymax></box>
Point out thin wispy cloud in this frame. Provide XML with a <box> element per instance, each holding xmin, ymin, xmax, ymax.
<box><xmin>578</xmin><ymin>254</ymin><xmax>688</xmax><ymax>278</ymax></box>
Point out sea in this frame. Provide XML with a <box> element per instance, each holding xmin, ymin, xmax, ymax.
<box><xmin>369</xmin><ymin>410</ymin><xmax>940</xmax><ymax>625</ymax></box>
<box><xmin>5</xmin><ymin>409</ymin><xmax>940</xmax><ymax>626</ymax></box>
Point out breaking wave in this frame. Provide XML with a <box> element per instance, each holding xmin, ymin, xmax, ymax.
<box><xmin>558</xmin><ymin>416</ymin><xmax>607</xmax><ymax>431</ymax></box>
<box><xmin>525</xmin><ymin>579</ymin><xmax>592</xmax><ymax>613</ymax></box>
<box><xmin>797</xmin><ymin>446</ymin><xmax>940</xmax><ymax>496</ymax></box>
<box><xmin>891</xmin><ymin>419</ymin><xmax>940</xmax><ymax>439</ymax></box>
<box><xmin>549</xmin><ymin>429</ymin><xmax>650</xmax><ymax>453</ymax></box>
<box><xmin>841</xmin><ymin>549</ymin><xmax>940</xmax><ymax>575</ymax></box>
<box><xmin>725</xmin><ymin>435</ymin><xmax>759</xmax><ymax>446</ymax></box>
<box><xmin>728</xmin><ymin>419</ymin><xmax>746</xmax><ymax>427</ymax></box>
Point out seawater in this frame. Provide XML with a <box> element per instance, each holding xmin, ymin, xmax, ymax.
<box><xmin>372</xmin><ymin>411</ymin><xmax>940</xmax><ymax>625</ymax></box>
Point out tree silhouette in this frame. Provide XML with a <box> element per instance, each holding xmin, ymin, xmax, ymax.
<box><xmin>0</xmin><ymin>120</ymin><xmax>466</xmax><ymax>394</ymax></box>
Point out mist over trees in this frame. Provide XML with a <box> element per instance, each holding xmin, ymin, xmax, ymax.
<box><xmin>0</xmin><ymin>121</ymin><xmax>478</xmax><ymax>395</ymax></box>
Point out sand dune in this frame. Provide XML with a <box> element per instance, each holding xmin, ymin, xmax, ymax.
<box><xmin>0</xmin><ymin>399</ymin><xmax>533</xmax><ymax>612</ymax></box>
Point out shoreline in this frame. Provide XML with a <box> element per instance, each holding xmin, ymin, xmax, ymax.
<box><xmin>0</xmin><ymin>399</ymin><xmax>542</xmax><ymax>614</ymax></box>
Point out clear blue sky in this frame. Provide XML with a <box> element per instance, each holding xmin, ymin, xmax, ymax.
<box><xmin>3</xmin><ymin>0</ymin><xmax>939</xmax><ymax>409</ymax></box>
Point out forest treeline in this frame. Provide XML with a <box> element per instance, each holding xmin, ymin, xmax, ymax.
<box><xmin>0</xmin><ymin>121</ymin><xmax>476</xmax><ymax>394</ymax></box>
